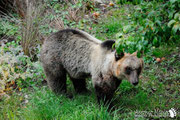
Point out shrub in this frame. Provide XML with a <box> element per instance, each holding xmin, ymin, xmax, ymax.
<box><xmin>115</xmin><ymin>0</ymin><xmax>180</xmax><ymax>58</ymax></box>
<box><xmin>0</xmin><ymin>41</ymin><xmax>45</xmax><ymax>95</ymax></box>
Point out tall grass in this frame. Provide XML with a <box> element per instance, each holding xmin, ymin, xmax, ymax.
<box><xmin>21</xmin><ymin>0</ymin><xmax>44</xmax><ymax>60</ymax></box>
<box><xmin>0</xmin><ymin>87</ymin><xmax>122</xmax><ymax>120</ymax></box>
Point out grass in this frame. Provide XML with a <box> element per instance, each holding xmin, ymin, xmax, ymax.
<box><xmin>93</xmin><ymin>8</ymin><xmax>128</xmax><ymax>40</ymax></box>
<box><xmin>0</xmin><ymin>87</ymin><xmax>121</xmax><ymax>120</ymax></box>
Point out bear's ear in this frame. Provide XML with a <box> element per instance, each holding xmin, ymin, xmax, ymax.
<box><xmin>115</xmin><ymin>51</ymin><xmax>124</xmax><ymax>61</ymax></box>
<box><xmin>101</xmin><ymin>40</ymin><xmax>115</xmax><ymax>51</ymax></box>
<box><xmin>131</xmin><ymin>51</ymin><xmax>137</xmax><ymax>56</ymax></box>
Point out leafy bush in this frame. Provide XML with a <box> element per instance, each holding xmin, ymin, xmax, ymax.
<box><xmin>115</xmin><ymin>0</ymin><xmax>180</xmax><ymax>58</ymax></box>
<box><xmin>0</xmin><ymin>41</ymin><xmax>45</xmax><ymax>95</ymax></box>
<box><xmin>0</xmin><ymin>18</ymin><xmax>19</xmax><ymax>37</ymax></box>
<box><xmin>168</xmin><ymin>12</ymin><xmax>180</xmax><ymax>33</ymax></box>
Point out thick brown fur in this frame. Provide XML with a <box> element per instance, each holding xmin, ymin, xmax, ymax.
<box><xmin>40</xmin><ymin>29</ymin><xmax>143</xmax><ymax>105</ymax></box>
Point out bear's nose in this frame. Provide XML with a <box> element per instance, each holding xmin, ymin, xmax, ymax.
<box><xmin>133</xmin><ymin>82</ymin><xmax>138</xmax><ymax>86</ymax></box>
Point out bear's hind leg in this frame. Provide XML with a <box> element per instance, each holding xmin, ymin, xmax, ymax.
<box><xmin>71</xmin><ymin>78</ymin><xmax>88</xmax><ymax>93</ymax></box>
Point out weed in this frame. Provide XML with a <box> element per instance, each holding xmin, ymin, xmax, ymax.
<box><xmin>21</xmin><ymin>0</ymin><xmax>45</xmax><ymax>60</ymax></box>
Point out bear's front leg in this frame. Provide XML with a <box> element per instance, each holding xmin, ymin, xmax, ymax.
<box><xmin>93</xmin><ymin>74</ymin><xmax>116</xmax><ymax>107</ymax></box>
<box><xmin>94</xmin><ymin>84</ymin><xmax>114</xmax><ymax>105</ymax></box>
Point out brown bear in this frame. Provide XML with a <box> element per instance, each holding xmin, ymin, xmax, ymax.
<box><xmin>40</xmin><ymin>29</ymin><xmax>143</xmax><ymax>104</ymax></box>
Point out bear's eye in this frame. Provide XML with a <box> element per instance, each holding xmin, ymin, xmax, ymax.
<box><xmin>125</xmin><ymin>67</ymin><xmax>132</xmax><ymax>75</ymax></box>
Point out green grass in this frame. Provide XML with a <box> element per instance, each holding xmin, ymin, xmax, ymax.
<box><xmin>93</xmin><ymin>8</ymin><xmax>128</xmax><ymax>40</ymax></box>
<box><xmin>0</xmin><ymin>87</ymin><xmax>122</xmax><ymax>120</ymax></box>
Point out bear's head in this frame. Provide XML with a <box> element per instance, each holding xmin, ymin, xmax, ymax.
<box><xmin>113</xmin><ymin>51</ymin><xmax>143</xmax><ymax>86</ymax></box>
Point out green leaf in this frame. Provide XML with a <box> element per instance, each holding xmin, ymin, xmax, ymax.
<box><xmin>174</xmin><ymin>13</ymin><xmax>180</xmax><ymax>20</ymax></box>
<box><xmin>155</xmin><ymin>20</ymin><xmax>161</xmax><ymax>26</ymax></box>
<box><xmin>116</xmin><ymin>32</ymin><xmax>123</xmax><ymax>38</ymax></box>
<box><xmin>123</xmin><ymin>25</ymin><xmax>131</xmax><ymax>33</ymax></box>
<box><xmin>147</xmin><ymin>11</ymin><xmax>155</xmax><ymax>18</ymax></box>
<box><xmin>170</xmin><ymin>0</ymin><xmax>176</xmax><ymax>3</ymax></box>
<box><xmin>168</xmin><ymin>20</ymin><xmax>176</xmax><ymax>27</ymax></box>
<box><xmin>153</xmin><ymin>37</ymin><xmax>158</xmax><ymax>46</ymax></box>
<box><xmin>172</xmin><ymin>23</ymin><xmax>180</xmax><ymax>33</ymax></box>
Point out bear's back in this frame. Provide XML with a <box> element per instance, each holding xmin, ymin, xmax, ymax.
<box><xmin>41</xmin><ymin>29</ymin><xmax>101</xmax><ymax>79</ymax></box>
